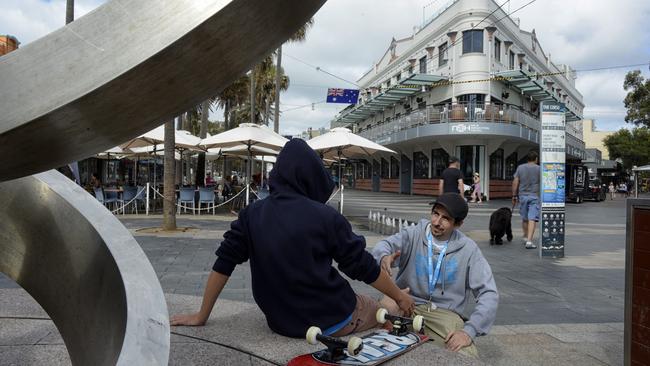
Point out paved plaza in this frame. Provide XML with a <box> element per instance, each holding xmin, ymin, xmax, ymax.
<box><xmin>0</xmin><ymin>190</ymin><xmax>628</xmax><ymax>365</ymax></box>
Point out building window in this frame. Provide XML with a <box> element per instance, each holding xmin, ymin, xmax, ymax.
<box><xmin>396</xmin><ymin>72</ymin><xmax>401</xmax><ymax>81</ymax></box>
<box><xmin>408</xmin><ymin>65</ymin><xmax>414</xmax><ymax>74</ymax></box>
<box><xmin>438</xmin><ymin>42</ymin><xmax>448</xmax><ymax>66</ymax></box>
<box><xmin>494</xmin><ymin>37</ymin><xmax>501</xmax><ymax>62</ymax></box>
<box><xmin>490</xmin><ymin>148</ymin><xmax>504</xmax><ymax>179</ymax></box>
<box><xmin>505</xmin><ymin>152</ymin><xmax>518</xmax><ymax>179</ymax></box>
<box><xmin>419</xmin><ymin>56</ymin><xmax>427</xmax><ymax>73</ymax></box>
<box><xmin>381</xmin><ymin>158</ymin><xmax>389</xmax><ymax>179</ymax></box>
<box><xmin>413</xmin><ymin>151</ymin><xmax>429</xmax><ymax>179</ymax></box>
<box><xmin>509</xmin><ymin>50</ymin><xmax>515</xmax><ymax>69</ymax></box>
<box><xmin>431</xmin><ymin>148</ymin><xmax>449</xmax><ymax>178</ymax></box>
<box><xmin>386</xmin><ymin>79</ymin><xmax>391</xmax><ymax>88</ymax></box>
<box><xmin>390</xmin><ymin>156</ymin><xmax>400</xmax><ymax>179</ymax></box>
<box><xmin>462</xmin><ymin>30</ymin><xmax>483</xmax><ymax>54</ymax></box>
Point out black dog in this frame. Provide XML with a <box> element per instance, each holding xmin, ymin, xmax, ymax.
<box><xmin>489</xmin><ymin>207</ymin><xmax>513</xmax><ymax>245</ymax></box>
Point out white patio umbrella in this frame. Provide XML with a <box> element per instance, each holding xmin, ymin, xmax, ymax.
<box><xmin>119</xmin><ymin>126</ymin><xmax>203</xmax><ymax>186</ymax></box>
<box><xmin>200</xmin><ymin>123</ymin><xmax>288</xmax><ymax>205</ymax></box>
<box><xmin>307</xmin><ymin>127</ymin><xmax>396</xmax><ymax>213</ymax></box>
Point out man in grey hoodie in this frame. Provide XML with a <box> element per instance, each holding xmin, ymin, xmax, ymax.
<box><xmin>372</xmin><ymin>193</ymin><xmax>498</xmax><ymax>357</ymax></box>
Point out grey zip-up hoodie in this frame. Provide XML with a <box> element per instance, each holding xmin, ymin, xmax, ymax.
<box><xmin>372</xmin><ymin>219</ymin><xmax>498</xmax><ymax>339</ymax></box>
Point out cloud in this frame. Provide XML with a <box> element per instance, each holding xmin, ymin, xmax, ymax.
<box><xmin>4</xmin><ymin>0</ymin><xmax>649</xmax><ymax>135</ymax></box>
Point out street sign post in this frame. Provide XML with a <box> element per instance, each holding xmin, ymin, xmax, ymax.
<box><xmin>539</xmin><ymin>101</ymin><xmax>566</xmax><ymax>258</ymax></box>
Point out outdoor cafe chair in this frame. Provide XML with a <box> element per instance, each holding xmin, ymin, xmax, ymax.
<box><xmin>93</xmin><ymin>187</ymin><xmax>105</xmax><ymax>205</ymax></box>
<box><xmin>104</xmin><ymin>189</ymin><xmax>119</xmax><ymax>211</ymax></box>
<box><xmin>135</xmin><ymin>186</ymin><xmax>146</xmax><ymax>212</ymax></box>
<box><xmin>198</xmin><ymin>187</ymin><xmax>216</xmax><ymax>215</ymax></box>
<box><xmin>178</xmin><ymin>186</ymin><xmax>196</xmax><ymax>215</ymax></box>
<box><xmin>121</xmin><ymin>186</ymin><xmax>139</xmax><ymax>214</ymax></box>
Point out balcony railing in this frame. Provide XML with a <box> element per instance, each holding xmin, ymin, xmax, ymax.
<box><xmin>357</xmin><ymin>102</ymin><xmax>541</xmax><ymax>141</ymax></box>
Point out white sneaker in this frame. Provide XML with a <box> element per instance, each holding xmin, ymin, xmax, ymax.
<box><xmin>525</xmin><ymin>241</ymin><xmax>537</xmax><ymax>249</ymax></box>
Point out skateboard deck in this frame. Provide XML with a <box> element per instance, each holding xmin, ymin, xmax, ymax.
<box><xmin>287</xmin><ymin>330</ymin><xmax>429</xmax><ymax>366</ymax></box>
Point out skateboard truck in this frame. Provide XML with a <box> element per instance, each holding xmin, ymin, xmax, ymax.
<box><xmin>306</xmin><ymin>326</ymin><xmax>363</xmax><ymax>362</ymax></box>
<box><xmin>375</xmin><ymin>308</ymin><xmax>424</xmax><ymax>336</ymax></box>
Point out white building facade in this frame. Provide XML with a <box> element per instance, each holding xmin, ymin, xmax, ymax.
<box><xmin>333</xmin><ymin>0</ymin><xmax>585</xmax><ymax>198</ymax></box>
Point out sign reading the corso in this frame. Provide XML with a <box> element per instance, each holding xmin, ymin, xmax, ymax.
<box><xmin>540</xmin><ymin>101</ymin><xmax>566</xmax><ymax>258</ymax></box>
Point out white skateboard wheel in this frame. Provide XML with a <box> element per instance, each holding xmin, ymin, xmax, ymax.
<box><xmin>412</xmin><ymin>315</ymin><xmax>424</xmax><ymax>332</ymax></box>
<box><xmin>347</xmin><ymin>336</ymin><xmax>363</xmax><ymax>356</ymax></box>
<box><xmin>306</xmin><ymin>326</ymin><xmax>321</xmax><ymax>345</ymax></box>
<box><xmin>376</xmin><ymin>308</ymin><xmax>388</xmax><ymax>324</ymax></box>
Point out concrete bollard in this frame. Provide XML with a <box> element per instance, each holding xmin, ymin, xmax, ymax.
<box><xmin>381</xmin><ymin>215</ymin><xmax>386</xmax><ymax>235</ymax></box>
<box><xmin>368</xmin><ymin>211</ymin><xmax>373</xmax><ymax>232</ymax></box>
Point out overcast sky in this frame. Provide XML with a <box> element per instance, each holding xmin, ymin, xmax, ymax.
<box><xmin>4</xmin><ymin>0</ymin><xmax>649</xmax><ymax>136</ymax></box>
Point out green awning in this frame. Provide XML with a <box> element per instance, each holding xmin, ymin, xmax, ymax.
<box><xmin>494</xmin><ymin>70</ymin><xmax>583</xmax><ymax>121</ymax></box>
<box><xmin>333</xmin><ymin>73</ymin><xmax>448</xmax><ymax>124</ymax></box>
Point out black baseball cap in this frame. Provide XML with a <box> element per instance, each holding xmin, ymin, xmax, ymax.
<box><xmin>429</xmin><ymin>193</ymin><xmax>469</xmax><ymax>222</ymax></box>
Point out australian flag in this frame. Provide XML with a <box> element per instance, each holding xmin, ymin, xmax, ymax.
<box><xmin>326</xmin><ymin>88</ymin><xmax>359</xmax><ymax>104</ymax></box>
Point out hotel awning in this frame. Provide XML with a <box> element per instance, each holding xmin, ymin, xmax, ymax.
<box><xmin>494</xmin><ymin>70</ymin><xmax>583</xmax><ymax>121</ymax></box>
<box><xmin>334</xmin><ymin>73</ymin><xmax>448</xmax><ymax>124</ymax></box>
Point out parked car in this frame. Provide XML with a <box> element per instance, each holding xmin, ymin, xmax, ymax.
<box><xmin>583</xmin><ymin>178</ymin><xmax>607</xmax><ymax>201</ymax></box>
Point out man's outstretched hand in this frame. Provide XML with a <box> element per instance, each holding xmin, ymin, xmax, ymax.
<box><xmin>445</xmin><ymin>330</ymin><xmax>472</xmax><ymax>352</ymax></box>
<box><xmin>170</xmin><ymin>313</ymin><xmax>208</xmax><ymax>326</ymax></box>
<box><xmin>380</xmin><ymin>250</ymin><xmax>401</xmax><ymax>276</ymax></box>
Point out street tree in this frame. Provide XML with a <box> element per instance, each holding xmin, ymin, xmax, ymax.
<box><xmin>604</xmin><ymin>127</ymin><xmax>650</xmax><ymax>169</ymax></box>
<box><xmin>623</xmin><ymin>70</ymin><xmax>650</xmax><ymax>128</ymax></box>
<box><xmin>163</xmin><ymin>120</ymin><xmax>176</xmax><ymax>230</ymax></box>
<box><xmin>273</xmin><ymin>18</ymin><xmax>314</xmax><ymax>132</ymax></box>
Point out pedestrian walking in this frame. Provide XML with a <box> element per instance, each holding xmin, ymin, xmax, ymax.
<box><xmin>470</xmin><ymin>172</ymin><xmax>482</xmax><ymax>203</ymax></box>
<box><xmin>608</xmin><ymin>182</ymin><xmax>615</xmax><ymax>200</ymax></box>
<box><xmin>512</xmin><ymin>151</ymin><xmax>540</xmax><ymax>249</ymax></box>
<box><xmin>439</xmin><ymin>156</ymin><xmax>464</xmax><ymax>196</ymax></box>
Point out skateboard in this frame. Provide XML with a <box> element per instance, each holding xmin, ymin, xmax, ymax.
<box><xmin>287</xmin><ymin>309</ymin><xmax>429</xmax><ymax>365</ymax></box>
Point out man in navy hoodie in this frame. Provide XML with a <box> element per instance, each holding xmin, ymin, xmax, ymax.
<box><xmin>171</xmin><ymin>139</ymin><xmax>414</xmax><ymax>338</ymax></box>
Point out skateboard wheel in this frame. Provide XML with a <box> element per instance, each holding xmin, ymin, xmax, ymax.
<box><xmin>306</xmin><ymin>326</ymin><xmax>321</xmax><ymax>345</ymax></box>
<box><xmin>376</xmin><ymin>308</ymin><xmax>388</xmax><ymax>324</ymax></box>
<box><xmin>412</xmin><ymin>315</ymin><xmax>424</xmax><ymax>332</ymax></box>
<box><xmin>347</xmin><ymin>336</ymin><xmax>363</xmax><ymax>356</ymax></box>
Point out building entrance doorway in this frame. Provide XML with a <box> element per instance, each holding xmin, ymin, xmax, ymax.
<box><xmin>456</xmin><ymin>145</ymin><xmax>485</xmax><ymax>195</ymax></box>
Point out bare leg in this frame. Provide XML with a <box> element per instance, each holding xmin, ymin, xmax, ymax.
<box><xmin>379</xmin><ymin>295</ymin><xmax>403</xmax><ymax>316</ymax></box>
<box><xmin>522</xmin><ymin>220</ymin><xmax>528</xmax><ymax>239</ymax></box>
<box><xmin>527</xmin><ymin>220</ymin><xmax>537</xmax><ymax>242</ymax></box>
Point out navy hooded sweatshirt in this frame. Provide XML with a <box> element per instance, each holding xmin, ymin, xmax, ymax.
<box><xmin>212</xmin><ymin>139</ymin><xmax>381</xmax><ymax>338</ymax></box>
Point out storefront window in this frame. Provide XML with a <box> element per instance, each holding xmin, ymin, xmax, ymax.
<box><xmin>381</xmin><ymin>158</ymin><xmax>389</xmax><ymax>179</ymax></box>
<box><xmin>390</xmin><ymin>156</ymin><xmax>400</xmax><ymax>179</ymax></box>
<box><xmin>431</xmin><ymin>148</ymin><xmax>449</xmax><ymax>178</ymax></box>
<box><xmin>505</xmin><ymin>152</ymin><xmax>518</xmax><ymax>179</ymax></box>
<box><xmin>413</xmin><ymin>151</ymin><xmax>429</xmax><ymax>179</ymax></box>
<box><xmin>490</xmin><ymin>148</ymin><xmax>504</xmax><ymax>179</ymax></box>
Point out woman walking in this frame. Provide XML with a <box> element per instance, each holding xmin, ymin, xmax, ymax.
<box><xmin>470</xmin><ymin>172</ymin><xmax>482</xmax><ymax>203</ymax></box>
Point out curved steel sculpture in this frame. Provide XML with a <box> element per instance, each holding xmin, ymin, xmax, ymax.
<box><xmin>0</xmin><ymin>0</ymin><xmax>326</xmax><ymax>182</ymax></box>
<box><xmin>0</xmin><ymin>171</ymin><xmax>169</xmax><ymax>365</ymax></box>
<box><xmin>0</xmin><ymin>0</ymin><xmax>326</xmax><ymax>364</ymax></box>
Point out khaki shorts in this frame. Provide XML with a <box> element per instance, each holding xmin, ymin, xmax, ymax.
<box><xmin>414</xmin><ymin>305</ymin><xmax>479</xmax><ymax>358</ymax></box>
<box><xmin>331</xmin><ymin>294</ymin><xmax>380</xmax><ymax>337</ymax></box>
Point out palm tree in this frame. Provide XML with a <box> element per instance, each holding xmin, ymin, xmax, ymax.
<box><xmin>163</xmin><ymin>120</ymin><xmax>176</xmax><ymax>230</ymax></box>
<box><xmin>273</xmin><ymin>18</ymin><xmax>314</xmax><ymax>132</ymax></box>
<box><xmin>195</xmin><ymin>100</ymin><xmax>210</xmax><ymax>186</ymax></box>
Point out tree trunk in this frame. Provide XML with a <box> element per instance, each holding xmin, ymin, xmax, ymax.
<box><xmin>196</xmin><ymin>100</ymin><xmax>210</xmax><ymax>186</ymax></box>
<box><xmin>175</xmin><ymin>116</ymin><xmax>182</xmax><ymax>185</ymax></box>
<box><xmin>163</xmin><ymin>120</ymin><xmax>176</xmax><ymax>230</ymax></box>
<box><xmin>66</xmin><ymin>0</ymin><xmax>74</xmax><ymax>24</ymax></box>
<box><xmin>274</xmin><ymin>45</ymin><xmax>282</xmax><ymax>132</ymax></box>
<box><xmin>224</xmin><ymin>100</ymin><xmax>230</xmax><ymax>130</ymax></box>
<box><xmin>250</xmin><ymin>68</ymin><xmax>256</xmax><ymax>124</ymax></box>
